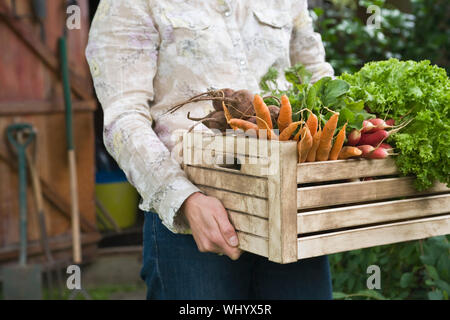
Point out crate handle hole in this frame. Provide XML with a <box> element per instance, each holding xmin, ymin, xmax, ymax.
<box><xmin>214</xmin><ymin>155</ymin><xmax>242</xmax><ymax>172</ymax></box>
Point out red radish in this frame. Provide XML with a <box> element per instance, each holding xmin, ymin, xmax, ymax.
<box><xmin>348</xmin><ymin>129</ymin><xmax>361</xmax><ymax>146</ymax></box>
<box><xmin>367</xmin><ymin>147</ymin><xmax>390</xmax><ymax>159</ymax></box>
<box><xmin>368</xmin><ymin>118</ymin><xmax>398</xmax><ymax>132</ymax></box>
<box><xmin>359</xmin><ymin>130</ymin><xmax>389</xmax><ymax>146</ymax></box>
<box><xmin>379</xmin><ymin>143</ymin><xmax>393</xmax><ymax>150</ymax></box>
<box><xmin>385</xmin><ymin>119</ymin><xmax>395</xmax><ymax>126</ymax></box>
<box><xmin>361</xmin><ymin>120</ymin><xmax>376</xmax><ymax>133</ymax></box>
<box><xmin>357</xmin><ymin>145</ymin><xmax>375</xmax><ymax>158</ymax></box>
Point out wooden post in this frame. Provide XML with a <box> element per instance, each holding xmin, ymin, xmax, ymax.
<box><xmin>267</xmin><ymin>141</ymin><xmax>298</xmax><ymax>263</ymax></box>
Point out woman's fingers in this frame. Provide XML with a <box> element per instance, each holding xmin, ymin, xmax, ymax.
<box><xmin>181</xmin><ymin>192</ymin><xmax>243</xmax><ymax>261</ymax></box>
<box><xmin>213</xmin><ymin>202</ymin><xmax>239</xmax><ymax>248</ymax></box>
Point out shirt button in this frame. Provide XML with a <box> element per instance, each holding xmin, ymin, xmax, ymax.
<box><xmin>224</xmin><ymin>10</ymin><xmax>231</xmax><ymax>17</ymax></box>
<box><xmin>240</xmin><ymin>59</ymin><xmax>246</xmax><ymax>65</ymax></box>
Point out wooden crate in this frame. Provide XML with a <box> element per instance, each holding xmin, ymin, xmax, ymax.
<box><xmin>183</xmin><ymin>132</ymin><xmax>450</xmax><ymax>264</ymax></box>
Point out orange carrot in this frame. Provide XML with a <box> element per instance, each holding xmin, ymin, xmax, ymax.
<box><xmin>306</xmin><ymin>128</ymin><xmax>322</xmax><ymax>162</ymax></box>
<box><xmin>338</xmin><ymin>146</ymin><xmax>362</xmax><ymax>159</ymax></box>
<box><xmin>279</xmin><ymin>121</ymin><xmax>303</xmax><ymax>141</ymax></box>
<box><xmin>298</xmin><ymin>126</ymin><xmax>313</xmax><ymax>163</ymax></box>
<box><xmin>228</xmin><ymin>119</ymin><xmax>259</xmax><ymax>133</ymax></box>
<box><xmin>329</xmin><ymin>123</ymin><xmax>347</xmax><ymax>160</ymax></box>
<box><xmin>278</xmin><ymin>95</ymin><xmax>292</xmax><ymax>133</ymax></box>
<box><xmin>222</xmin><ymin>102</ymin><xmax>235</xmax><ymax>129</ymax></box>
<box><xmin>253</xmin><ymin>94</ymin><xmax>273</xmax><ymax>130</ymax></box>
<box><xmin>306</xmin><ymin>111</ymin><xmax>318</xmax><ymax>137</ymax></box>
<box><xmin>316</xmin><ymin>113</ymin><xmax>339</xmax><ymax>161</ymax></box>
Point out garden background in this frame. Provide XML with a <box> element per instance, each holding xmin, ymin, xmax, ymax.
<box><xmin>312</xmin><ymin>0</ymin><xmax>449</xmax><ymax>300</ymax></box>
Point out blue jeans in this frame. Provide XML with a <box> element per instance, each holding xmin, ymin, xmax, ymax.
<box><xmin>140</xmin><ymin>212</ymin><xmax>333</xmax><ymax>300</ymax></box>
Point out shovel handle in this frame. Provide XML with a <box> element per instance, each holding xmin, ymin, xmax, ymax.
<box><xmin>6</xmin><ymin>123</ymin><xmax>36</xmax><ymax>266</ymax></box>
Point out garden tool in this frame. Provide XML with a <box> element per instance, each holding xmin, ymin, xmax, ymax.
<box><xmin>59</xmin><ymin>33</ymin><xmax>81</xmax><ymax>265</ymax></box>
<box><xmin>2</xmin><ymin>123</ymin><xmax>42</xmax><ymax>300</ymax></box>
<box><xmin>25</xmin><ymin>135</ymin><xmax>64</xmax><ymax>299</ymax></box>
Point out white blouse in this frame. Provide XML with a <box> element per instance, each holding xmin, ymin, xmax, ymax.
<box><xmin>86</xmin><ymin>0</ymin><xmax>334</xmax><ymax>234</ymax></box>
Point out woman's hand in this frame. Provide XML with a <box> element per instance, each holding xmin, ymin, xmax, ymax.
<box><xmin>181</xmin><ymin>192</ymin><xmax>242</xmax><ymax>260</ymax></box>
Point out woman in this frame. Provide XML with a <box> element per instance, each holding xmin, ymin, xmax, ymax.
<box><xmin>86</xmin><ymin>0</ymin><xmax>334</xmax><ymax>299</ymax></box>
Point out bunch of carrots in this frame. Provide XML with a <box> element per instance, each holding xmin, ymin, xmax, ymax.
<box><xmin>224</xmin><ymin>94</ymin><xmax>363</xmax><ymax>163</ymax></box>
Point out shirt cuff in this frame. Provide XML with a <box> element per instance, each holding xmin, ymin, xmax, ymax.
<box><xmin>139</xmin><ymin>175</ymin><xmax>202</xmax><ymax>234</ymax></box>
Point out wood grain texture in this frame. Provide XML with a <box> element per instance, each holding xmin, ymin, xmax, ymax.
<box><xmin>297</xmin><ymin>158</ymin><xmax>399</xmax><ymax>183</ymax></box>
<box><xmin>185</xmin><ymin>132</ymin><xmax>273</xmax><ymax>158</ymax></box>
<box><xmin>229</xmin><ymin>210</ymin><xmax>268</xmax><ymax>238</ymax></box>
<box><xmin>267</xmin><ymin>141</ymin><xmax>298</xmax><ymax>263</ymax></box>
<box><xmin>197</xmin><ymin>186</ymin><xmax>268</xmax><ymax>218</ymax></box>
<box><xmin>237</xmin><ymin>232</ymin><xmax>268</xmax><ymax>257</ymax></box>
<box><xmin>298</xmin><ymin>215</ymin><xmax>450</xmax><ymax>259</ymax></box>
<box><xmin>298</xmin><ymin>194</ymin><xmax>450</xmax><ymax>234</ymax></box>
<box><xmin>297</xmin><ymin>177</ymin><xmax>449</xmax><ymax>209</ymax></box>
<box><xmin>185</xmin><ymin>165</ymin><xmax>268</xmax><ymax>198</ymax></box>
<box><xmin>184</xmin><ymin>147</ymin><xmax>269</xmax><ymax>177</ymax></box>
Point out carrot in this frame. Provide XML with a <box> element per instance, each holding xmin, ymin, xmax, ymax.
<box><xmin>338</xmin><ymin>146</ymin><xmax>363</xmax><ymax>159</ymax></box>
<box><xmin>298</xmin><ymin>126</ymin><xmax>313</xmax><ymax>163</ymax></box>
<box><xmin>306</xmin><ymin>128</ymin><xmax>322</xmax><ymax>162</ymax></box>
<box><xmin>278</xmin><ymin>95</ymin><xmax>292</xmax><ymax>133</ymax></box>
<box><xmin>306</xmin><ymin>111</ymin><xmax>318</xmax><ymax>137</ymax></box>
<box><xmin>329</xmin><ymin>122</ymin><xmax>347</xmax><ymax>160</ymax></box>
<box><xmin>228</xmin><ymin>119</ymin><xmax>259</xmax><ymax>134</ymax></box>
<box><xmin>279</xmin><ymin>121</ymin><xmax>303</xmax><ymax>141</ymax></box>
<box><xmin>222</xmin><ymin>102</ymin><xmax>235</xmax><ymax>129</ymax></box>
<box><xmin>316</xmin><ymin>113</ymin><xmax>339</xmax><ymax>161</ymax></box>
<box><xmin>253</xmin><ymin>94</ymin><xmax>273</xmax><ymax>130</ymax></box>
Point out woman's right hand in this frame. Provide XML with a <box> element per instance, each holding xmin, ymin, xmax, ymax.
<box><xmin>181</xmin><ymin>192</ymin><xmax>242</xmax><ymax>260</ymax></box>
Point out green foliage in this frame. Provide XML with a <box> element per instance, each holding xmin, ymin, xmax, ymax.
<box><xmin>314</xmin><ymin>0</ymin><xmax>449</xmax><ymax>75</ymax></box>
<box><xmin>331</xmin><ymin>236</ymin><xmax>450</xmax><ymax>300</ymax></box>
<box><xmin>340</xmin><ymin>59</ymin><xmax>450</xmax><ymax>190</ymax></box>
<box><xmin>259</xmin><ymin>63</ymin><xmax>374</xmax><ymax>131</ymax></box>
<box><xmin>310</xmin><ymin>1</ymin><xmax>449</xmax><ymax>299</ymax></box>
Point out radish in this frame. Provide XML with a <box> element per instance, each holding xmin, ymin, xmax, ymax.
<box><xmin>379</xmin><ymin>143</ymin><xmax>393</xmax><ymax>150</ymax></box>
<box><xmin>367</xmin><ymin>147</ymin><xmax>390</xmax><ymax>159</ymax></box>
<box><xmin>357</xmin><ymin>145</ymin><xmax>375</xmax><ymax>158</ymax></box>
<box><xmin>385</xmin><ymin>119</ymin><xmax>395</xmax><ymax>126</ymax></box>
<box><xmin>359</xmin><ymin>130</ymin><xmax>389</xmax><ymax>146</ymax></box>
<box><xmin>358</xmin><ymin>145</ymin><xmax>393</xmax><ymax>159</ymax></box>
<box><xmin>348</xmin><ymin>129</ymin><xmax>361</xmax><ymax>146</ymax></box>
<box><xmin>361</xmin><ymin>120</ymin><xmax>376</xmax><ymax>133</ymax></box>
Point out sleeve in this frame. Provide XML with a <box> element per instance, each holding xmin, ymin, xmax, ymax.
<box><xmin>85</xmin><ymin>0</ymin><xmax>200</xmax><ymax>234</ymax></box>
<box><xmin>290</xmin><ymin>0</ymin><xmax>335</xmax><ymax>83</ymax></box>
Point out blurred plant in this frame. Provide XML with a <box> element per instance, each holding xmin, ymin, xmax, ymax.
<box><xmin>313</xmin><ymin>0</ymin><xmax>449</xmax><ymax>74</ymax></box>
<box><xmin>331</xmin><ymin>236</ymin><xmax>450</xmax><ymax>300</ymax></box>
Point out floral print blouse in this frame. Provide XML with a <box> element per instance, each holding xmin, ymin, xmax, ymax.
<box><xmin>86</xmin><ymin>0</ymin><xmax>334</xmax><ymax>234</ymax></box>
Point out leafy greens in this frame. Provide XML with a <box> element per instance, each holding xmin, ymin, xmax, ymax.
<box><xmin>340</xmin><ymin>59</ymin><xmax>450</xmax><ymax>190</ymax></box>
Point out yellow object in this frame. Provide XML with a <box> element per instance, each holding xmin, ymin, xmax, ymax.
<box><xmin>95</xmin><ymin>181</ymin><xmax>138</xmax><ymax>230</ymax></box>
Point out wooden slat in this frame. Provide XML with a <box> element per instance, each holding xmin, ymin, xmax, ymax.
<box><xmin>185</xmin><ymin>165</ymin><xmax>267</xmax><ymax>198</ymax></box>
<box><xmin>237</xmin><ymin>232</ymin><xmax>268</xmax><ymax>257</ymax></box>
<box><xmin>198</xmin><ymin>186</ymin><xmax>268</xmax><ymax>218</ymax></box>
<box><xmin>298</xmin><ymin>194</ymin><xmax>450</xmax><ymax>234</ymax></box>
<box><xmin>298</xmin><ymin>215</ymin><xmax>450</xmax><ymax>259</ymax></box>
<box><xmin>297</xmin><ymin>177</ymin><xmax>449</xmax><ymax>209</ymax></box>
<box><xmin>184</xmin><ymin>147</ymin><xmax>270</xmax><ymax>177</ymax></box>
<box><xmin>229</xmin><ymin>211</ymin><xmax>268</xmax><ymax>238</ymax></box>
<box><xmin>267</xmin><ymin>141</ymin><xmax>298</xmax><ymax>263</ymax></box>
<box><xmin>297</xmin><ymin>158</ymin><xmax>399</xmax><ymax>183</ymax></box>
<box><xmin>185</xmin><ymin>132</ymin><xmax>275</xmax><ymax>158</ymax></box>
<box><xmin>0</xmin><ymin>100</ymin><xmax>97</xmax><ymax>115</ymax></box>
